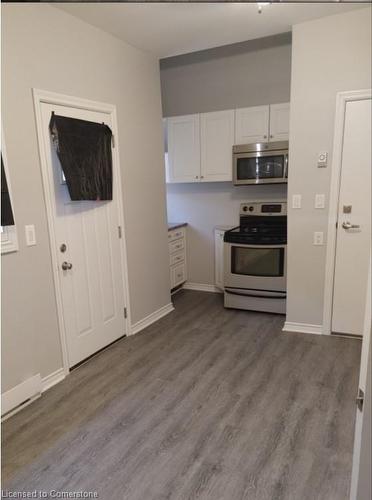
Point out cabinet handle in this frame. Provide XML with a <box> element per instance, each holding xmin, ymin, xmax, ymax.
<box><xmin>195</xmin><ymin>175</ymin><xmax>199</xmax><ymax>179</ymax></box>
<box><xmin>270</xmin><ymin>135</ymin><xmax>273</xmax><ymax>139</ymax></box>
<box><xmin>201</xmin><ymin>175</ymin><xmax>204</xmax><ymax>179</ymax></box>
<box><xmin>264</xmin><ymin>135</ymin><xmax>267</xmax><ymax>139</ymax></box>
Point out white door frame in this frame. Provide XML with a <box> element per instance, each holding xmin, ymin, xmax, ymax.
<box><xmin>323</xmin><ymin>89</ymin><xmax>371</xmax><ymax>336</ymax></box>
<box><xmin>33</xmin><ymin>89</ymin><xmax>132</xmax><ymax>375</ymax></box>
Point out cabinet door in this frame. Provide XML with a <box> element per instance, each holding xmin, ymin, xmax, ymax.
<box><xmin>215</xmin><ymin>229</ymin><xmax>226</xmax><ymax>290</ymax></box>
<box><xmin>269</xmin><ymin>103</ymin><xmax>290</xmax><ymax>141</ymax></box>
<box><xmin>235</xmin><ymin>105</ymin><xmax>269</xmax><ymax>144</ymax></box>
<box><xmin>201</xmin><ymin>110</ymin><xmax>234</xmax><ymax>182</ymax></box>
<box><xmin>171</xmin><ymin>262</ymin><xmax>186</xmax><ymax>288</ymax></box>
<box><xmin>167</xmin><ymin>115</ymin><xmax>200</xmax><ymax>183</ymax></box>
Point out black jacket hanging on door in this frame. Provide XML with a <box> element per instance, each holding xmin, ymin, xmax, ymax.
<box><xmin>1</xmin><ymin>155</ymin><xmax>15</xmax><ymax>226</ymax></box>
<box><xmin>49</xmin><ymin>114</ymin><xmax>113</xmax><ymax>201</ymax></box>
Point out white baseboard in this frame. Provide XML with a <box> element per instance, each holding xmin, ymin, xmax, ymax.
<box><xmin>130</xmin><ymin>302</ymin><xmax>174</xmax><ymax>336</ymax></box>
<box><xmin>1</xmin><ymin>368</ymin><xmax>66</xmax><ymax>420</ymax></box>
<box><xmin>283</xmin><ymin>321</ymin><xmax>323</xmax><ymax>335</ymax></box>
<box><xmin>42</xmin><ymin>368</ymin><xmax>65</xmax><ymax>393</ymax></box>
<box><xmin>183</xmin><ymin>282</ymin><xmax>223</xmax><ymax>294</ymax></box>
<box><xmin>1</xmin><ymin>374</ymin><xmax>42</xmax><ymax>418</ymax></box>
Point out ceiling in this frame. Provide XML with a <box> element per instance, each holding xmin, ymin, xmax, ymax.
<box><xmin>57</xmin><ymin>2</ymin><xmax>366</xmax><ymax>59</ymax></box>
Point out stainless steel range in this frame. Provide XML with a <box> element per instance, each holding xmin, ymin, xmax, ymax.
<box><xmin>223</xmin><ymin>201</ymin><xmax>287</xmax><ymax>314</ymax></box>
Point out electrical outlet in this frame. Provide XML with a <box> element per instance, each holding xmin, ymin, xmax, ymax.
<box><xmin>313</xmin><ymin>232</ymin><xmax>324</xmax><ymax>246</ymax></box>
<box><xmin>292</xmin><ymin>194</ymin><xmax>302</xmax><ymax>209</ymax></box>
<box><xmin>315</xmin><ymin>194</ymin><xmax>325</xmax><ymax>209</ymax></box>
<box><xmin>25</xmin><ymin>225</ymin><xmax>36</xmax><ymax>246</ymax></box>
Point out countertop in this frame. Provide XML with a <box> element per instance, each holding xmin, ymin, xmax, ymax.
<box><xmin>168</xmin><ymin>222</ymin><xmax>188</xmax><ymax>231</ymax></box>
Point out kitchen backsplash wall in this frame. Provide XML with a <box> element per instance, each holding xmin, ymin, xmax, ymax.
<box><xmin>161</xmin><ymin>33</ymin><xmax>291</xmax><ymax>286</ymax></box>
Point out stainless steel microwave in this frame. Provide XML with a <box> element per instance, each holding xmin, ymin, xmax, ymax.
<box><xmin>233</xmin><ymin>141</ymin><xmax>288</xmax><ymax>185</ymax></box>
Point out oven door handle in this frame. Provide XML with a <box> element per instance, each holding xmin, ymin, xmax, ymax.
<box><xmin>225</xmin><ymin>288</ymin><xmax>286</xmax><ymax>299</ymax></box>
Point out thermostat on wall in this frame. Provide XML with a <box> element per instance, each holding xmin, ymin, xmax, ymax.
<box><xmin>317</xmin><ymin>151</ymin><xmax>328</xmax><ymax>168</ymax></box>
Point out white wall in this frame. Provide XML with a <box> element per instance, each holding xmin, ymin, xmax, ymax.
<box><xmin>163</xmin><ymin>35</ymin><xmax>291</xmax><ymax>286</ymax></box>
<box><xmin>1</xmin><ymin>5</ymin><xmax>170</xmax><ymax>393</ymax></box>
<box><xmin>286</xmin><ymin>7</ymin><xmax>371</xmax><ymax>327</ymax></box>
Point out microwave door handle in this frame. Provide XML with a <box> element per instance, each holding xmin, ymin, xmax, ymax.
<box><xmin>284</xmin><ymin>155</ymin><xmax>288</xmax><ymax>179</ymax></box>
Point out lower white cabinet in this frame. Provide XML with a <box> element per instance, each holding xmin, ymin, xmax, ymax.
<box><xmin>168</xmin><ymin>226</ymin><xmax>187</xmax><ymax>290</ymax></box>
<box><xmin>171</xmin><ymin>262</ymin><xmax>186</xmax><ymax>289</ymax></box>
<box><xmin>215</xmin><ymin>226</ymin><xmax>231</xmax><ymax>290</ymax></box>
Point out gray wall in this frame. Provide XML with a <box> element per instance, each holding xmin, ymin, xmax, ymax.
<box><xmin>1</xmin><ymin>5</ymin><xmax>170</xmax><ymax>393</ymax></box>
<box><xmin>160</xmin><ymin>33</ymin><xmax>291</xmax><ymax>117</ymax></box>
<box><xmin>162</xmin><ymin>35</ymin><xmax>292</xmax><ymax>286</ymax></box>
<box><xmin>286</xmin><ymin>7</ymin><xmax>372</xmax><ymax>327</ymax></box>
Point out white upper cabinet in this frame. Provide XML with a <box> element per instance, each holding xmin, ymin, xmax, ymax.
<box><xmin>165</xmin><ymin>102</ymin><xmax>290</xmax><ymax>183</ymax></box>
<box><xmin>201</xmin><ymin>110</ymin><xmax>234</xmax><ymax>182</ymax></box>
<box><xmin>269</xmin><ymin>102</ymin><xmax>290</xmax><ymax>141</ymax></box>
<box><xmin>235</xmin><ymin>103</ymin><xmax>290</xmax><ymax>144</ymax></box>
<box><xmin>235</xmin><ymin>105</ymin><xmax>270</xmax><ymax>144</ymax></box>
<box><xmin>167</xmin><ymin>114</ymin><xmax>200</xmax><ymax>183</ymax></box>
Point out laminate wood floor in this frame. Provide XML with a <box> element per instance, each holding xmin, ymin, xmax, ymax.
<box><xmin>2</xmin><ymin>291</ymin><xmax>361</xmax><ymax>500</ymax></box>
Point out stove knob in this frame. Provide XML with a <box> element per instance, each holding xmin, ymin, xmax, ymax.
<box><xmin>243</xmin><ymin>206</ymin><xmax>248</xmax><ymax>212</ymax></box>
<box><xmin>249</xmin><ymin>206</ymin><xmax>254</xmax><ymax>212</ymax></box>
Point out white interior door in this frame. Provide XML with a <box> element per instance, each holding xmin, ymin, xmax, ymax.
<box><xmin>332</xmin><ymin>98</ymin><xmax>371</xmax><ymax>336</ymax></box>
<box><xmin>201</xmin><ymin>110</ymin><xmax>234</xmax><ymax>182</ymax></box>
<box><xmin>40</xmin><ymin>102</ymin><xmax>127</xmax><ymax>367</ymax></box>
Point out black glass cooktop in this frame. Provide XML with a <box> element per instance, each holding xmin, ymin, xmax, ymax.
<box><xmin>224</xmin><ymin>217</ymin><xmax>287</xmax><ymax>245</ymax></box>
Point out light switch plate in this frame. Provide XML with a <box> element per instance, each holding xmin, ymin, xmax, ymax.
<box><xmin>292</xmin><ymin>194</ymin><xmax>302</xmax><ymax>209</ymax></box>
<box><xmin>25</xmin><ymin>225</ymin><xmax>36</xmax><ymax>246</ymax></box>
<box><xmin>313</xmin><ymin>232</ymin><xmax>324</xmax><ymax>245</ymax></box>
<box><xmin>317</xmin><ymin>151</ymin><xmax>328</xmax><ymax>168</ymax></box>
<box><xmin>315</xmin><ymin>194</ymin><xmax>325</xmax><ymax>209</ymax></box>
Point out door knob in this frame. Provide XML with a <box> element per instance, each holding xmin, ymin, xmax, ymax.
<box><xmin>342</xmin><ymin>221</ymin><xmax>360</xmax><ymax>230</ymax></box>
<box><xmin>61</xmin><ymin>261</ymin><xmax>73</xmax><ymax>270</ymax></box>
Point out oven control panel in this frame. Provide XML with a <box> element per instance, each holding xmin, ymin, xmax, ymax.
<box><xmin>240</xmin><ymin>202</ymin><xmax>287</xmax><ymax>216</ymax></box>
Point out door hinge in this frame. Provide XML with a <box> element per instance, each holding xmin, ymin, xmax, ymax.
<box><xmin>111</xmin><ymin>134</ymin><xmax>115</xmax><ymax>148</ymax></box>
<box><xmin>118</xmin><ymin>226</ymin><xmax>122</xmax><ymax>239</ymax></box>
<box><xmin>124</xmin><ymin>307</ymin><xmax>127</xmax><ymax>319</ymax></box>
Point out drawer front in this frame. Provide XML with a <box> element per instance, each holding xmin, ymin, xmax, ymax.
<box><xmin>170</xmin><ymin>251</ymin><xmax>185</xmax><ymax>266</ymax></box>
<box><xmin>171</xmin><ymin>262</ymin><xmax>186</xmax><ymax>288</ymax></box>
<box><xmin>169</xmin><ymin>238</ymin><xmax>185</xmax><ymax>254</ymax></box>
<box><xmin>168</xmin><ymin>227</ymin><xmax>185</xmax><ymax>243</ymax></box>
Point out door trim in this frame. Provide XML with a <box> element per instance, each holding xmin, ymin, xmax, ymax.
<box><xmin>322</xmin><ymin>89</ymin><xmax>371</xmax><ymax>336</ymax></box>
<box><xmin>33</xmin><ymin>89</ymin><xmax>131</xmax><ymax>374</ymax></box>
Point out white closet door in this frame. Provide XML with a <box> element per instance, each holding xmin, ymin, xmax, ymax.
<box><xmin>167</xmin><ymin>114</ymin><xmax>200</xmax><ymax>183</ymax></box>
<box><xmin>235</xmin><ymin>105</ymin><xmax>269</xmax><ymax>144</ymax></box>
<box><xmin>201</xmin><ymin>110</ymin><xmax>234</xmax><ymax>182</ymax></box>
<box><xmin>332</xmin><ymin>98</ymin><xmax>371</xmax><ymax>336</ymax></box>
<box><xmin>269</xmin><ymin>103</ymin><xmax>290</xmax><ymax>141</ymax></box>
